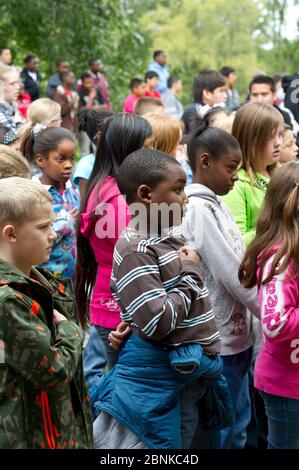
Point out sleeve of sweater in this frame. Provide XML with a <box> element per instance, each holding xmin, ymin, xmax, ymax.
<box><xmin>260</xmin><ymin>267</ymin><xmax>299</xmax><ymax>342</ymax></box>
<box><xmin>223</xmin><ymin>181</ymin><xmax>255</xmax><ymax>246</ymax></box>
<box><xmin>112</xmin><ymin>251</ymin><xmax>206</xmax><ymax>341</ymax></box>
<box><xmin>183</xmin><ymin>201</ymin><xmax>260</xmax><ymax>318</ymax></box>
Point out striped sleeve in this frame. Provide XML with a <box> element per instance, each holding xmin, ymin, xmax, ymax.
<box><xmin>112</xmin><ymin>252</ymin><xmax>206</xmax><ymax>341</ymax></box>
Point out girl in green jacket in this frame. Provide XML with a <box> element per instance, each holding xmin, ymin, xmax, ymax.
<box><xmin>223</xmin><ymin>102</ymin><xmax>284</xmax><ymax>246</ymax></box>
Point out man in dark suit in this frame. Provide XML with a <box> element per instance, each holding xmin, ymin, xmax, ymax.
<box><xmin>20</xmin><ymin>55</ymin><xmax>41</xmax><ymax>101</ymax></box>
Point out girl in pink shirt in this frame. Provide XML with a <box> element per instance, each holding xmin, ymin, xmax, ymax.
<box><xmin>239</xmin><ymin>161</ymin><xmax>299</xmax><ymax>449</ymax></box>
<box><xmin>75</xmin><ymin>113</ymin><xmax>152</xmax><ymax>385</ymax></box>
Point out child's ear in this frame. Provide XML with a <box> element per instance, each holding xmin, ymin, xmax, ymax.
<box><xmin>2</xmin><ymin>224</ymin><xmax>17</xmax><ymax>243</ymax></box>
<box><xmin>137</xmin><ymin>184</ymin><xmax>152</xmax><ymax>203</ymax></box>
<box><xmin>35</xmin><ymin>154</ymin><xmax>45</xmax><ymax>169</ymax></box>
<box><xmin>199</xmin><ymin>152</ymin><xmax>212</xmax><ymax>170</ymax></box>
<box><xmin>202</xmin><ymin>89</ymin><xmax>212</xmax><ymax>103</ymax></box>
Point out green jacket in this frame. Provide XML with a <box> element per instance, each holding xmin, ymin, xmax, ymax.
<box><xmin>222</xmin><ymin>168</ymin><xmax>269</xmax><ymax>246</ymax></box>
<box><xmin>0</xmin><ymin>260</ymin><xmax>93</xmax><ymax>449</ymax></box>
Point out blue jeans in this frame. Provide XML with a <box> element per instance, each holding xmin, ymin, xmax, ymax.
<box><xmin>83</xmin><ymin>325</ymin><xmax>120</xmax><ymax>393</ymax></box>
<box><xmin>219</xmin><ymin>347</ymin><xmax>253</xmax><ymax>449</ymax></box>
<box><xmin>180</xmin><ymin>380</ymin><xmax>206</xmax><ymax>448</ymax></box>
<box><xmin>260</xmin><ymin>391</ymin><xmax>299</xmax><ymax>449</ymax></box>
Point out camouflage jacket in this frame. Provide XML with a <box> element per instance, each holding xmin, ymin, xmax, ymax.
<box><xmin>0</xmin><ymin>260</ymin><xmax>93</xmax><ymax>449</ymax></box>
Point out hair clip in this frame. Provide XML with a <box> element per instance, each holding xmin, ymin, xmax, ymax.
<box><xmin>32</xmin><ymin>122</ymin><xmax>46</xmax><ymax>137</ymax></box>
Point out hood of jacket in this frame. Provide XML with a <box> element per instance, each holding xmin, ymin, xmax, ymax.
<box><xmin>185</xmin><ymin>183</ymin><xmax>220</xmax><ymax>205</ymax></box>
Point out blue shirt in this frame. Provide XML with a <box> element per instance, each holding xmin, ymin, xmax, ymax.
<box><xmin>179</xmin><ymin>160</ymin><xmax>193</xmax><ymax>186</ymax></box>
<box><xmin>148</xmin><ymin>60</ymin><xmax>169</xmax><ymax>94</ymax></box>
<box><xmin>73</xmin><ymin>153</ymin><xmax>95</xmax><ymax>187</ymax></box>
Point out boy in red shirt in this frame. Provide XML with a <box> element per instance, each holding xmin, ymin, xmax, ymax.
<box><xmin>145</xmin><ymin>71</ymin><xmax>161</xmax><ymax>99</ymax></box>
<box><xmin>123</xmin><ymin>78</ymin><xmax>147</xmax><ymax>114</ymax></box>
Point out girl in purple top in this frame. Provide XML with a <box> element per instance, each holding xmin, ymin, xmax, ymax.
<box><xmin>75</xmin><ymin>113</ymin><xmax>152</xmax><ymax>385</ymax></box>
<box><xmin>240</xmin><ymin>161</ymin><xmax>299</xmax><ymax>449</ymax></box>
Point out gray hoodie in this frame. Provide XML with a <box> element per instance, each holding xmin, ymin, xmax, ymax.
<box><xmin>182</xmin><ymin>184</ymin><xmax>260</xmax><ymax>356</ymax></box>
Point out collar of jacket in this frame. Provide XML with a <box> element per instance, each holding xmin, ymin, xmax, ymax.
<box><xmin>238</xmin><ymin>168</ymin><xmax>269</xmax><ymax>191</ymax></box>
<box><xmin>0</xmin><ymin>258</ymin><xmax>54</xmax><ymax>293</ymax></box>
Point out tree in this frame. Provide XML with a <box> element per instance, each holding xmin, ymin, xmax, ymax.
<box><xmin>139</xmin><ymin>0</ymin><xmax>299</xmax><ymax>103</ymax></box>
<box><xmin>0</xmin><ymin>0</ymin><xmax>150</xmax><ymax>110</ymax></box>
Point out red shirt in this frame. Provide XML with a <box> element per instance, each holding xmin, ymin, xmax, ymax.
<box><xmin>145</xmin><ymin>89</ymin><xmax>161</xmax><ymax>99</ymax></box>
<box><xmin>17</xmin><ymin>93</ymin><xmax>32</xmax><ymax>119</ymax></box>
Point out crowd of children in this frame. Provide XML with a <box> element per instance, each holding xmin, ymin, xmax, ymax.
<box><xmin>0</xmin><ymin>46</ymin><xmax>299</xmax><ymax>450</ymax></box>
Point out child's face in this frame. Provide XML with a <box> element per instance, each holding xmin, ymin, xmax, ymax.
<box><xmin>280</xmin><ymin>130</ymin><xmax>298</xmax><ymax>163</ymax></box>
<box><xmin>147</xmin><ymin>164</ymin><xmax>188</xmax><ymax>230</ymax></box>
<box><xmin>65</xmin><ymin>72</ymin><xmax>75</xmax><ymax>88</ymax></box>
<box><xmin>200</xmin><ymin>148</ymin><xmax>242</xmax><ymax>196</ymax></box>
<box><xmin>204</xmin><ymin>86</ymin><xmax>227</xmax><ymax>106</ymax></box>
<box><xmin>133</xmin><ymin>83</ymin><xmax>147</xmax><ymax>97</ymax></box>
<box><xmin>82</xmin><ymin>77</ymin><xmax>94</xmax><ymax>92</ymax></box>
<box><xmin>147</xmin><ymin>77</ymin><xmax>159</xmax><ymax>89</ymax></box>
<box><xmin>3</xmin><ymin>70</ymin><xmax>20</xmax><ymax>103</ymax></box>
<box><xmin>36</xmin><ymin>139</ymin><xmax>75</xmax><ymax>186</ymax></box>
<box><xmin>13</xmin><ymin>203</ymin><xmax>56</xmax><ymax>269</ymax></box>
<box><xmin>260</xmin><ymin>124</ymin><xmax>283</xmax><ymax>167</ymax></box>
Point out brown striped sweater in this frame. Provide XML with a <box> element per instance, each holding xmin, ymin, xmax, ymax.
<box><xmin>110</xmin><ymin>227</ymin><xmax>220</xmax><ymax>354</ymax></box>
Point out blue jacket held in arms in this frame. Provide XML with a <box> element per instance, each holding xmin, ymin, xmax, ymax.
<box><xmin>91</xmin><ymin>333</ymin><xmax>233</xmax><ymax>448</ymax></box>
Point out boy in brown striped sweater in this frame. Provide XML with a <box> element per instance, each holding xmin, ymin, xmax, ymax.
<box><xmin>111</xmin><ymin>149</ymin><xmax>220</xmax><ymax>353</ymax></box>
<box><xmin>93</xmin><ymin>148</ymin><xmax>222</xmax><ymax>449</ymax></box>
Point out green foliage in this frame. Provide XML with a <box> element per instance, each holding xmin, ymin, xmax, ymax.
<box><xmin>0</xmin><ymin>0</ymin><xmax>150</xmax><ymax>110</ymax></box>
<box><xmin>0</xmin><ymin>0</ymin><xmax>298</xmax><ymax>109</ymax></box>
<box><xmin>139</xmin><ymin>0</ymin><xmax>299</xmax><ymax>104</ymax></box>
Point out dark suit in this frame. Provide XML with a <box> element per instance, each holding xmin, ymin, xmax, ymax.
<box><xmin>20</xmin><ymin>68</ymin><xmax>41</xmax><ymax>101</ymax></box>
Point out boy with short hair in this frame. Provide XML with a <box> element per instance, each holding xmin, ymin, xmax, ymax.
<box><xmin>0</xmin><ymin>177</ymin><xmax>92</xmax><ymax>448</ymax></box>
<box><xmin>144</xmin><ymin>71</ymin><xmax>161</xmax><ymax>98</ymax></box>
<box><xmin>219</xmin><ymin>66</ymin><xmax>240</xmax><ymax>112</ymax></box>
<box><xmin>182</xmin><ymin>69</ymin><xmax>227</xmax><ymax>134</ymax></box>
<box><xmin>123</xmin><ymin>78</ymin><xmax>147</xmax><ymax>114</ymax></box>
<box><xmin>134</xmin><ymin>96</ymin><xmax>165</xmax><ymax>116</ymax></box>
<box><xmin>92</xmin><ymin>149</ymin><xmax>226</xmax><ymax>449</ymax></box>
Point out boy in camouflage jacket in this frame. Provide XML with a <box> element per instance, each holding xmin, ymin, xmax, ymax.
<box><xmin>0</xmin><ymin>177</ymin><xmax>93</xmax><ymax>448</ymax></box>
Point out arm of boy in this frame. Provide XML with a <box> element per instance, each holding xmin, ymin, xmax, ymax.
<box><xmin>112</xmin><ymin>247</ymin><xmax>205</xmax><ymax>341</ymax></box>
<box><xmin>1</xmin><ymin>295</ymin><xmax>83</xmax><ymax>391</ymax></box>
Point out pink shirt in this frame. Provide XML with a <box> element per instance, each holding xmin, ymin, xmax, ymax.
<box><xmin>254</xmin><ymin>248</ymin><xmax>299</xmax><ymax>399</ymax></box>
<box><xmin>80</xmin><ymin>176</ymin><xmax>130</xmax><ymax>328</ymax></box>
<box><xmin>123</xmin><ymin>94</ymin><xmax>139</xmax><ymax>114</ymax></box>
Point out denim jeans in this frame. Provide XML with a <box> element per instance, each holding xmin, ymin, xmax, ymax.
<box><xmin>260</xmin><ymin>391</ymin><xmax>299</xmax><ymax>449</ymax></box>
<box><xmin>94</xmin><ymin>325</ymin><xmax>119</xmax><ymax>370</ymax></box>
<box><xmin>83</xmin><ymin>324</ymin><xmax>119</xmax><ymax>393</ymax></box>
<box><xmin>180</xmin><ymin>379</ymin><xmax>207</xmax><ymax>448</ymax></box>
<box><xmin>219</xmin><ymin>347</ymin><xmax>253</xmax><ymax>449</ymax></box>
<box><xmin>245</xmin><ymin>363</ymin><xmax>267</xmax><ymax>448</ymax></box>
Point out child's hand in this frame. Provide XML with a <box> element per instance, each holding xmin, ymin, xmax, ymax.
<box><xmin>89</xmin><ymin>89</ymin><xmax>97</xmax><ymax>100</ymax></box>
<box><xmin>178</xmin><ymin>245</ymin><xmax>200</xmax><ymax>265</ymax></box>
<box><xmin>70</xmin><ymin>208</ymin><xmax>79</xmax><ymax>222</ymax></box>
<box><xmin>108</xmin><ymin>321</ymin><xmax>131</xmax><ymax>350</ymax></box>
<box><xmin>53</xmin><ymin>309</ymin><xmax>67</xmax><ymax>325</ymax></box>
